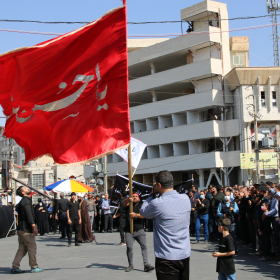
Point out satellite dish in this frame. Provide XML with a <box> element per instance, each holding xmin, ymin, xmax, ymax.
<box><xmin>97</xmin><ymin>178</ymin><xmax>104</xmax><ymax>185</ymax></box>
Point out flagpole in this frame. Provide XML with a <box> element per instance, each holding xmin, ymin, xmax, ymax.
<box><xmin>125</xmin><ymin>168</ymin><xmax>136</xmax><ymax>191</ymax></box>
<box><xmin>128</xmin><ymin>143</ymin><xmax>133</xmax><ymax>234</ymax></box>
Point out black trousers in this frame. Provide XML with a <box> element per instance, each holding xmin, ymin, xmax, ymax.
<box><xmin>104</xmin><ymin>214</ymin><xmax>113</xmax><ymax>231</ymax></box>
<box><xmin>59</xmin><ymin>212</ymin><xmax>68</xmax><ymax>238</ymax></box>
<box><xmin>119</xmin><ymin>218</ymin><xmax>126</xmax><ymax>243</ymax></box>
<box><xmin>155</xmin><ymin>257</ymin><xmax>190</xmax><ymax>280</ymax></box>
<box><xmin>271</xmin><ymin>217</ymin><xmax>279</xmax><ymax>252</ymax></box>
<box><xmin>67</xmin><ymin>219</ymin><xmax>79</xmax><ymax>244</ymax></box>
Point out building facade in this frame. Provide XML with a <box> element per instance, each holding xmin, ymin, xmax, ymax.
<box><xmin>106</xmin><ymin>0</ymin><xmax>246</xmax><ymax>188</ymax></box>
<box><xmin>225</xmin><ymin>67</ymin><xmax>280</xmax><ymax>184</ymax></box>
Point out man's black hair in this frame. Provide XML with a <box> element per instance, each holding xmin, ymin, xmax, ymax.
<box><xmin>216</xmin><ymin>185</ymin><xmax>222</xmax><ymax>191</ymax></box>
<box><xmin>155</xmin><ymin>170</ymin><xmax>173</xmax><ymax>189</ymax></box>
<box><xmin>121</xmin><ymin>191</ymin><xmax>127</xmax><ymax>197</ymax></box>
<box><xmin>16</xmin><ymin>186</ymin><xmax>24</xmax><ymax>197</ymax></box>
<box><xmin>193</xmin><ymin>185</ymin><xmax>198</xmax><ymax>191</ymax></box>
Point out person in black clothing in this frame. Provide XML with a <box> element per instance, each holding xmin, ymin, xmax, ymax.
<box><xmin>113</xmin><ymin>191</ymin><xmax>127</xmax><ymax>246</ymax></box>
<box><xmin>94</xmin><ymin>195</ymin><xmax>102</xmax><ymax>231</ymax></box>
<box><xmin>188</xmin><ymin>190</ymin><xmax>197</xmax><ymax>236</ymax></box>
<box><xmin>35</xmin><ymin>199</ymin><xmax>49</xmax><ymax>236</ymax></box>
<box><xmin>246</xmin><ymin>187</ymin><xmax>257</xmax><ymax>250</ymax></box>
<box><xmin>258</xmin><ymin>202</ymin><xmax>272</xmax><ymax>261</ymax></box>
<box><xmin>192</xmin><ymin>190</ymin><xmax>210</xmax><ymax>244</ymax></box>
<box><xmin>52</xmin><ymin>194</ymin><xmax>58</xmax><ymax>233</ymax></box>
<box><xmin>123</xmin><ymin>193</ymin><xmax>154</xmax><ymax>273</ymax></box>
<box><xmin>213</xmin><ymin>218</ymin><xmax>235</xmax><ymax>280</ymax></box>
<box><xmin>66</xmin><ymin>192</ymin><xmax>81</xmax><ymax>247</ymax></box>
<box><xmin>11</xmin><ymin>186</ymin><xmax>44</xmax><ymax>274</ymax></box>
<box><xmin>55</xmin><ymin>192</ymin><xmax>69</xmax><ymax>239</ymax></box>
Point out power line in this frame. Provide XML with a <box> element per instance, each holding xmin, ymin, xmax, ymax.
<box><xmin>1</xmin><ymin>22</ymin><xmax>280</xmax><ymax>37</ymax></box>
<box><xmin>0</xmin><ymin>14</ymin><xmax>279</xmax><ymax>25</ymax></box>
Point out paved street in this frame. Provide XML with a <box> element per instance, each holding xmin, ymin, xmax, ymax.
<box><xmin>0</xmin><ymin>231</ymin><xmax>279</xmax><ymax>280</ymax></box>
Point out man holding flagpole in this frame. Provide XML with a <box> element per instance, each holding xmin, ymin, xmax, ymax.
<box><xmin>123</xmin><ymin>193</ymin><xmax>154</xmax><ymax>273</ymax></box>
<box><xmin>140</xmin><ymin>170</ymin><xmax>191</xmax><ymax>280</ymax></box>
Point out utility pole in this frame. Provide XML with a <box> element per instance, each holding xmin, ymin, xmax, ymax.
<box><xmin>246</xmin><ymin>86</ymin><xmax>262</xmax><ymax>183</ymax></box>
<box><xmin>9</xmin><ymin>139</ymin><xmax>15</xmax><ymax>205</ymax></box>
<box><xmin>266</xmin><ymin>0</ymin><xmax>280</xmax><ymax>66</ymax></box>
<box><xmin>103</xmin><ymin>155</ymin><xmax>108</xmax><ymax>194</ymax></box>
<box><xmin>254</xmin><ymin>109</ymin><xmax>260</xmax><ymax>184</ymax></box>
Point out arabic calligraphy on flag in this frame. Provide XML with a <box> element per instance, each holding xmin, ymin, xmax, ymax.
<box><xmin>110</xmin><ymin>174</ymin><xmax>152</xmax><ymax>208</ymax></box>
<box><xmin>0</xmin><ymin>5</ymin><xmax>130</xmax><ymax>165</ymax></box>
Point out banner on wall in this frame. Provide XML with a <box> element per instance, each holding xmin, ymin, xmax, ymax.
<box><xmin>240</xmin><ymin>153</ymin><xmax>278</xmax><ymax>169</ymax></box>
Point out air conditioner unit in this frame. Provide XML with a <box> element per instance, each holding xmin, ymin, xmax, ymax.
<box><xmin>262</xmin><ymin>137</ymin><xmax>274</xmax><ymax>147</ymax></box>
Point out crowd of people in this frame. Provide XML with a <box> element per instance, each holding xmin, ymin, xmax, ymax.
<box><xmin>8</xmin><ymin>175</ymin><xmax>280</xmax><ymax>279</ymax></box>
<box><xmin>189</xmin><ymin>182</ymin><xmax>280</xmax><ymax>263</ymax></box>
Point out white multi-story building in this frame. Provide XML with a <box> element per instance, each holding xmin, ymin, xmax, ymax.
<box><xmin>225</xmin><ymin>67</ymin><xmax>280</xmax><ymax>184</ymax></box>
<box><xmin>106</xmin><ymin>0</ymin><xmax>243</xmax><ymax>188</ymax></box>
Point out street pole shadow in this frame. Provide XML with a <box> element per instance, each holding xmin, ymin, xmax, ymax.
<box><xmin>86</xmin><ymin>263</ymin><xmax>142</xmax><ymax>272</ymax></box>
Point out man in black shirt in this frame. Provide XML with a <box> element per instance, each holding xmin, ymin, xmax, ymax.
<box><xmin>66</xmin><ymin>192</ymin><xmax>81</xmax><ymax>247</ymax></box>
<box><xmin>11</xmin><ymin>186</ymin><xmax>44</xmax><ymax>274</ymax></box>
<box><xmin>192</xmin><ymin>190</ymin><xmax>210</xmax><ymax>244</ymax></box>
<box><xmin>123</xmin><ymin>193</ymin><xmax>154</xmax><ymax>273</ymax></box>
<box><xmin>55</xmin><ymin>192</ymin><xmax>69</xmax><ymax>239</ymax></box>
<box><xmin>113</xmin><ymin>191</ymin><xmax>127</xmax><ymax>246</ymax></box>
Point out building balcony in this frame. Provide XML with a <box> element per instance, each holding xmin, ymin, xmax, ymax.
<box><xmin>107</xmin><ymin>151</ymin><xmax>240</xmax><ymax>176</ymax></box>
<box><xmin>130</xmin><ymin>89</ymin><xmax>224</xmax><ymax>121</ymax></box>
<box><xmin>129</xmin><ymin>58</ymin><xmax>222</xmax><ymax>94</ymax></box>
<box><xmin>131</xmin><ymin>119</ymin><xmax>239</xmax><ymax>146</ymax></box>
<box><xmin>128</xmin><ymin>26</ymin><xmax>221</xmax><ymax>68</ymax></box>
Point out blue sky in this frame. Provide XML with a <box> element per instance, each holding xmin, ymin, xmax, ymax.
<box><xmin>0</xmin><ymin>0</ymin><xmax>278</xmax><ymax>126</ymax></box>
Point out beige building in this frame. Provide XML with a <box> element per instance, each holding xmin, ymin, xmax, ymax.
<box><xmin>106</xmin><ymin>0</ymin><xmax>251</xmax><ymax>188</ymax></box>
<box><xmin>225</xmin><ymin>67</ymin><xmax>280</xmax><ymax>183</ymax></box>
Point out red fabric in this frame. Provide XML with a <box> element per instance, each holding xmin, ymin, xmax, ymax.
<box><xmin>0</xmin><ymin>6</ymin><xmax>130</xmax><ymax>164</ymax></box>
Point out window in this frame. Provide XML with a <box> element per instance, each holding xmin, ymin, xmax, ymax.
<box><xmin>21</xmin><ymin>147</ymin><xmax>24</xmax><ymax>153</ymax></box>
<box><xmin>272</xmin><ymin>91</ymin><xmax>277</xmax><ymax>107</ymax></box>
<box><xmin>231</xmin><ymin>52</ymin><xmax>246</xmax><ymax>67</ymax></box>
<box><xmin>261</xmin><ymin>91</ymin><xmax>266</xmax><ymax>107</ymax></box>
<box><xmin>32</xmin><ymin>174</ymin><xmax>44</xmax><ymax>189</ymax></box>
<box><xmin>49</xmin><ymin>173</ymin><xmax>54</xmax><ymax>179</ymax></box>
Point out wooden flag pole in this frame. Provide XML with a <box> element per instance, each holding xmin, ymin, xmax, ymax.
<box><xmin>128</xmin><ymin>143</ymin><xmax>133</xmax><ymax>234</ymax></box>
<box><xmin>125</xmin><ymin>168</ymin><xmax>137</xmax><ymax>191</ymax></box>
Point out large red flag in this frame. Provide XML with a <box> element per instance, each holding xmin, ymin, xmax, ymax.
<box><xmin>0</xmin><ymin>6</ymin><xmax>130</xmax><ymax>165</ymax></box>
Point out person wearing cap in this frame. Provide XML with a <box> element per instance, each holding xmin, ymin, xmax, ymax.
<box><xmin>77</xmin><ymin>193</ymin><xmax>95</xmax><ymax>243</ymax></box>
<box><xmin>66</xmin><ymin>192</ymin><xmax>81</xmax><ymax>247</ymax></box>
<box><xmin>140</xmin><ymin>170</ymin><xmax>191</xmax><ymax>280</ymax></box>
<box><xmin>123</xmin><ymin>192</ymin><xmax>154</xmax><ymax>273</ymax></box>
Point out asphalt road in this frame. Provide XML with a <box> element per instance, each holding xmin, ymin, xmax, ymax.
<box><xmin>0</xmin><ymin>231</ymin><xmax>279</xmax><ymax>280</ymax></box>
